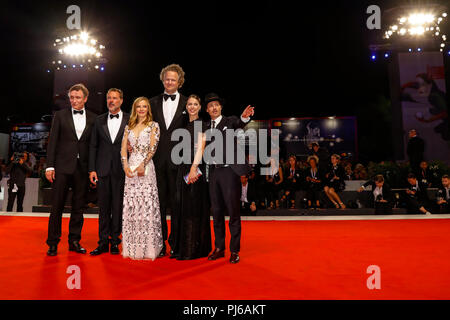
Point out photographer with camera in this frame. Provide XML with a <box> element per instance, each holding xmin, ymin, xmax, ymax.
<box><xmin>405</xmin><ymin>173</ymin><xmax>432</xmax><ymax>215</ymax></box>
<box><xmin>436</xmin><ymin>175</ymin><xmax>450</xmax><ymax>214</ymax></box>
<box><xmin>358</xmin><ymin>174</ymin><xmax>393</xmax><ymax>215</ymax></box>
<box><xmin>5</xmin><ymin>151</ymin><xmax>32</xmax><ymax>212</ymax></box>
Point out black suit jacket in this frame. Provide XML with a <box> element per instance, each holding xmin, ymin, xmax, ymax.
<box><xmin>46</xmin><ymin>108</ymin><xmax>96</xmax><ymax>174</ymax></box>
<box><xmin>205</xmin><ymin>115</ymin><xmax>251</xmax><ymax>177</ymax></box>
<box><xmin>89</xmin><ymin>112</ymin><xmax>130</xmax><ymax>177</ymax></box>
<box><xmin>150</xmin><ymin>93</ymin><xmax>188</xmax><ymax>169</ymax></box>
<box><xmin>407</xmin><ymin>136</ymin><xmax>425</xmax><ymax>163</ymax></box>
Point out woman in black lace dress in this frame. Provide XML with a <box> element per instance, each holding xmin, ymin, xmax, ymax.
<box><xmin>172</xmin><ymin>94</ymin><xmax>211</xmax><ymax>260</ymax></box>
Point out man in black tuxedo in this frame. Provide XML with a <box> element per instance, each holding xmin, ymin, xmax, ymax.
<box><xmin>45</xmin><ymin>83</ymin><xmax>96</xmax><ymax>256</ymax></box>
<box><xmin>204</xmin><ymin>93</ymin><xmax>254</xmax><ymax>264</ymax></box>
<box><xmin>89</xmin><ymin>88</ymin><xmax>130</xmax><ymax>255</ymax></box>
<box><xmin>150</xmin><ymin>64</ymin><xmax>188</xmax><ymax>257</ymax></box>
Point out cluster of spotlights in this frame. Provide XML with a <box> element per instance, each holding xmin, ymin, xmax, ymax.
<box><xmin>383</xmin><ymin>11</ymin><xmax>448</xmax><ymax>49</ymax></box>
<box><xmin>54</xmin><ymin>31</ymin><xmax>105</xmax><ymax>57</ymax></box>
<box><xmin>49</xmin><ymin>31</ymin><xmax>106</xmax><ymax>72</ymax></box>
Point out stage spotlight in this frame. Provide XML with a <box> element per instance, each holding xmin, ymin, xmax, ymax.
<box><xmin>100</xmin><ymin>66</ymin><xmax>104</xmax><ymax>71</ymax></box>
<box><xmin>371</xmin><ymin>54</ymin><xmax>376</xmax><ymax>60</ymax></box>
<box><xmin>384</xmin><ymin>53</ymin><xmax>389</xmax><ymax>58</ymax></box>
<box><xmin>417</xmin><ymin>47</ymin><xmax>422</xmax><ymax>51</ymax></box>
<box><xmin>408</xmin><ymin>48</ymin><xmax>412</xmax><ymax>52</ymax></box>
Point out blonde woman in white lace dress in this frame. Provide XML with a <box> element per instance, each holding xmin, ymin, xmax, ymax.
<box><xmin>120</xmin><ymin>97</ymin><xmax>163</xmax><ymax>260</ymax></box>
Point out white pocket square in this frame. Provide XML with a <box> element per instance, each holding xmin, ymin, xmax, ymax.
<box><xmin>222</xmin><ymin>126</ymin><xmax>227</xmax><ymax>131</ymax></box>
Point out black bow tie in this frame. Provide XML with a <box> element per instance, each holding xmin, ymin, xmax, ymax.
<box><xmin>163</xmin><ymin>93</ymin><xmax>176</xmax><ymax>101</ymax></box>
<box><xmin>73</xmin><ymin>110</ymin><xmax>84</xmax><ymax>115</ymax></box>
<box><xmin>110</xmin><ymin>114</ymin><xmax>119</xmax><ymax>119</ymax></box>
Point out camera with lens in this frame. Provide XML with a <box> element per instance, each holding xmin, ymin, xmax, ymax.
<box><xmin>12</xmin><ymin>152</ymin><xmax>25</xmax><ymax>164</ymax></box>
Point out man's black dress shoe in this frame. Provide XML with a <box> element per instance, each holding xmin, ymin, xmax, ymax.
<box><xmin>110</xmin><ymin>244</ymin><xmax>120</xmax><ymax>255</ymax></box>
<box><xmin>90</xmin><ymin>245</ymin><xmax>109</xmax><ymax>256</ymax></box>
<box><xmin>208</xmin><ymin>248</ymin><xmax>225</xmax><ymax>260</ymax></box>
<box><xmin>69</xmin><ymin>241</ymin><xmax>87</xmax><ymax>254</ymax></box>
<box><xmin>47</xmin><ymin>245</ymin><xmax>57</xmax><ymax>256</ymax></box>
<box><xmin>230</xmin><ymin>252</ymin><xmax>240</xmax><ymax>264</ymax></box>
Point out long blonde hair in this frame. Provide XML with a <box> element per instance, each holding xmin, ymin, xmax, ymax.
<box><xmin>128</xmin><ymin>96</ymin><xmax>153</xmax><ymax>129</ymax></box>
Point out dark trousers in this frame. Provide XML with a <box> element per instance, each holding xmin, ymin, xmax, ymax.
<box><xmin>405</xmin><ymin>197</ymin><xmax>428</xmax><ymax>214</ymax></box>
<box><xmin>438</xmin><ymin>203</ymin><xmax>450</xmax><ymax>214</ymax></box>
<box><xmin>209</xmin><ymin>167</ymin><xmax>241</xmax><ymax>253</ymax></box>
<box><xmin>7</xmin><ymin>185</ymin><xmax>25</xmax><ymax>212</ymax></box>
<box><xmin>46</xmin><ymin>161</ymin><xmax>88</xmax><ymax>246</ymax></box>
<box><xmin>155</xmin><ymin>162</ymin><xmax>178</xmax><ymax>248</ymax></box>
<box><xmin>97</xmin><ymin>173</ymin><xmax>124</xmax><ymax>246</ymax></box>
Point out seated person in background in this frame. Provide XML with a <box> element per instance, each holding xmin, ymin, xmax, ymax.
<box><xmin>358</xmin><ymin>174</ymin><xmax>393</xmax><ymax>214</ymax></box>
<box><xmin>436</xmin><ymin>175</ymin><xmax>450</xmax><ymax>214</ymax></box>
<box><xmin>283</xmin><ymin>155</ymin><xmax>303</xmax><ymax>209</ymax></box>
<box><xmin>240</xmin><ymin>175</ymin><xmax>257</xmax><ymax>215</ymax></box>
<box><xmin>265</xmin><ymin>157</ymin><xmax>283</xmax><ymax>209</ymax></box>
<box><xmin>418</xmin><ymin>161</ymin><xmax>433</xmax><ymax>188</ymax></box>
<box><xmin>305</xmin><ymin>155</ymin><xmax>323</xmax><ymax>209</ymax></box>
<box><xmin>405</xmin><ymin>173</ymin><xmax>432</xmax><ymax>215</ymax></box>
<box><xmin>344</xmin><ymin>162</ymin><xmax>354</xmax><ymax>180</ymax></box>
<box><xmin>353</xmin><ymin>163</ymin><xmax>368</xmax><ymax>180</ymax></box>
<box><xmin>323</xmin><ymin>154</ymin><xmax>346</xmax><ymax>209</ymax></box>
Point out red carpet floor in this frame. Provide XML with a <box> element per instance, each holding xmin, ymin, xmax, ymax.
<box><xmin>0</xmin><ymin>216</ymin><xmax>449</xmax><ymax>300</ymax></box>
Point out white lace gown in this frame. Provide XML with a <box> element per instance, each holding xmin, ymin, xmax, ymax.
<box><xmin>121</xmin><ymin>121</ymin><xmax>163</xmax><ymax>260</ymax></box>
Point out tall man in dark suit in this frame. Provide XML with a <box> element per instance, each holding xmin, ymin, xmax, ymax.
<box><xmin>45</xmin><ymin>83</ymin><xmax>96</xmax><ymax>256</ymax></box>
<box><xmin>89</xmin><ymin>88</ymin><xmax>130</xmax><ymax>255</ymax></box>
<box><xmin>406</xmin><ymin>129</ymin><xmax>425</xmax><ymax>175</ymax></box>
<box><xmin>204</xmin><ymin>93</ymin><xmax>254</xmax><ymax>264</ymax></box>
<box><xmin>150</xmin><ymin>64</ymin><xmax>188</xmax><ymax>257</ymax></box>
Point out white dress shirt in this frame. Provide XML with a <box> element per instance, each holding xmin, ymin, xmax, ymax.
<box><xmin>373</xmin><ymin>186</ymin><xmax>383</xmax><ymax>199</ymax></box>
<box><xmin>163</xmin><ymin>91</ymin><xmax>180</xmax><ymax>129</ymax></box>
<box><xmin>241</xmin><ymin>183</ymin><xmax>248</xmax><ymax>203</ymax></box>
<box><xmin>72</xmin><ymin>108</ymin><xmax>87</xmax><ymax>140</ymax></box>
<box><xmin>107</xmin><ymin>110</ymin><xmax>122</xmax><ymax>143</ymax></box>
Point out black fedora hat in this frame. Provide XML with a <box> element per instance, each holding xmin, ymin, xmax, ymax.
<box><xmin>204</xmin><ymin>92</ymin><xmax>225</xmax><ymax>106</ymax></box>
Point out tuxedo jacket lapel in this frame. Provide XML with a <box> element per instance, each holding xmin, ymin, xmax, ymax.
<box><xmin>101</xmin><ymin>114</ymin><xmax>112</xmax><ymax>143</ymax></box>
<box><xmin>79</xmin><ymin>111</ymin><xmax>94</xmax><ymax>141</ymax></box>
<box><xmin>167</xmin><ymin>97</ymin><xmax>185</xmax><ymax>131</ymax></box>
<box><xmin>65</xmin><ymin>108</ymin><xmax>78</xmax><ymax>140</ymax></box>
<box><xmin>114</xmin><ymin>113</ymin><xmax>129</xmax><ymax>145</ymax></box>
<box><xmin>154</xmin><ymin>95</ymin><xmax>167</xmax><ymax>132</ymax></box>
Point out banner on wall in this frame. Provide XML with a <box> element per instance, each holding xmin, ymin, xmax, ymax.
<box><xmin>270</xmin><ymin>117</ymin><xmax>357</xmax><ymax>161</ymax></box>
<box><xmin>399</xmin><ymin>52</ymin><xmax>450</xmax><ymax>163</ymax></box>
<box><xmin>10</xmin><ymin>123</ymin><xmax>50</xmax><ymax>157</ymax></box>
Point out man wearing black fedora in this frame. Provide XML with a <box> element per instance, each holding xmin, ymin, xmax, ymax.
<box><xmin>204</xmin><ymin>92</ymin><xmax>254</xmax><ymax>264</ymax></box>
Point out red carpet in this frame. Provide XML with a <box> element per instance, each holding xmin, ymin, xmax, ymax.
<box><xmin>0</xmin><ymin>216</ymin><xmax>449</xmax><ymax>300</ymax></box>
